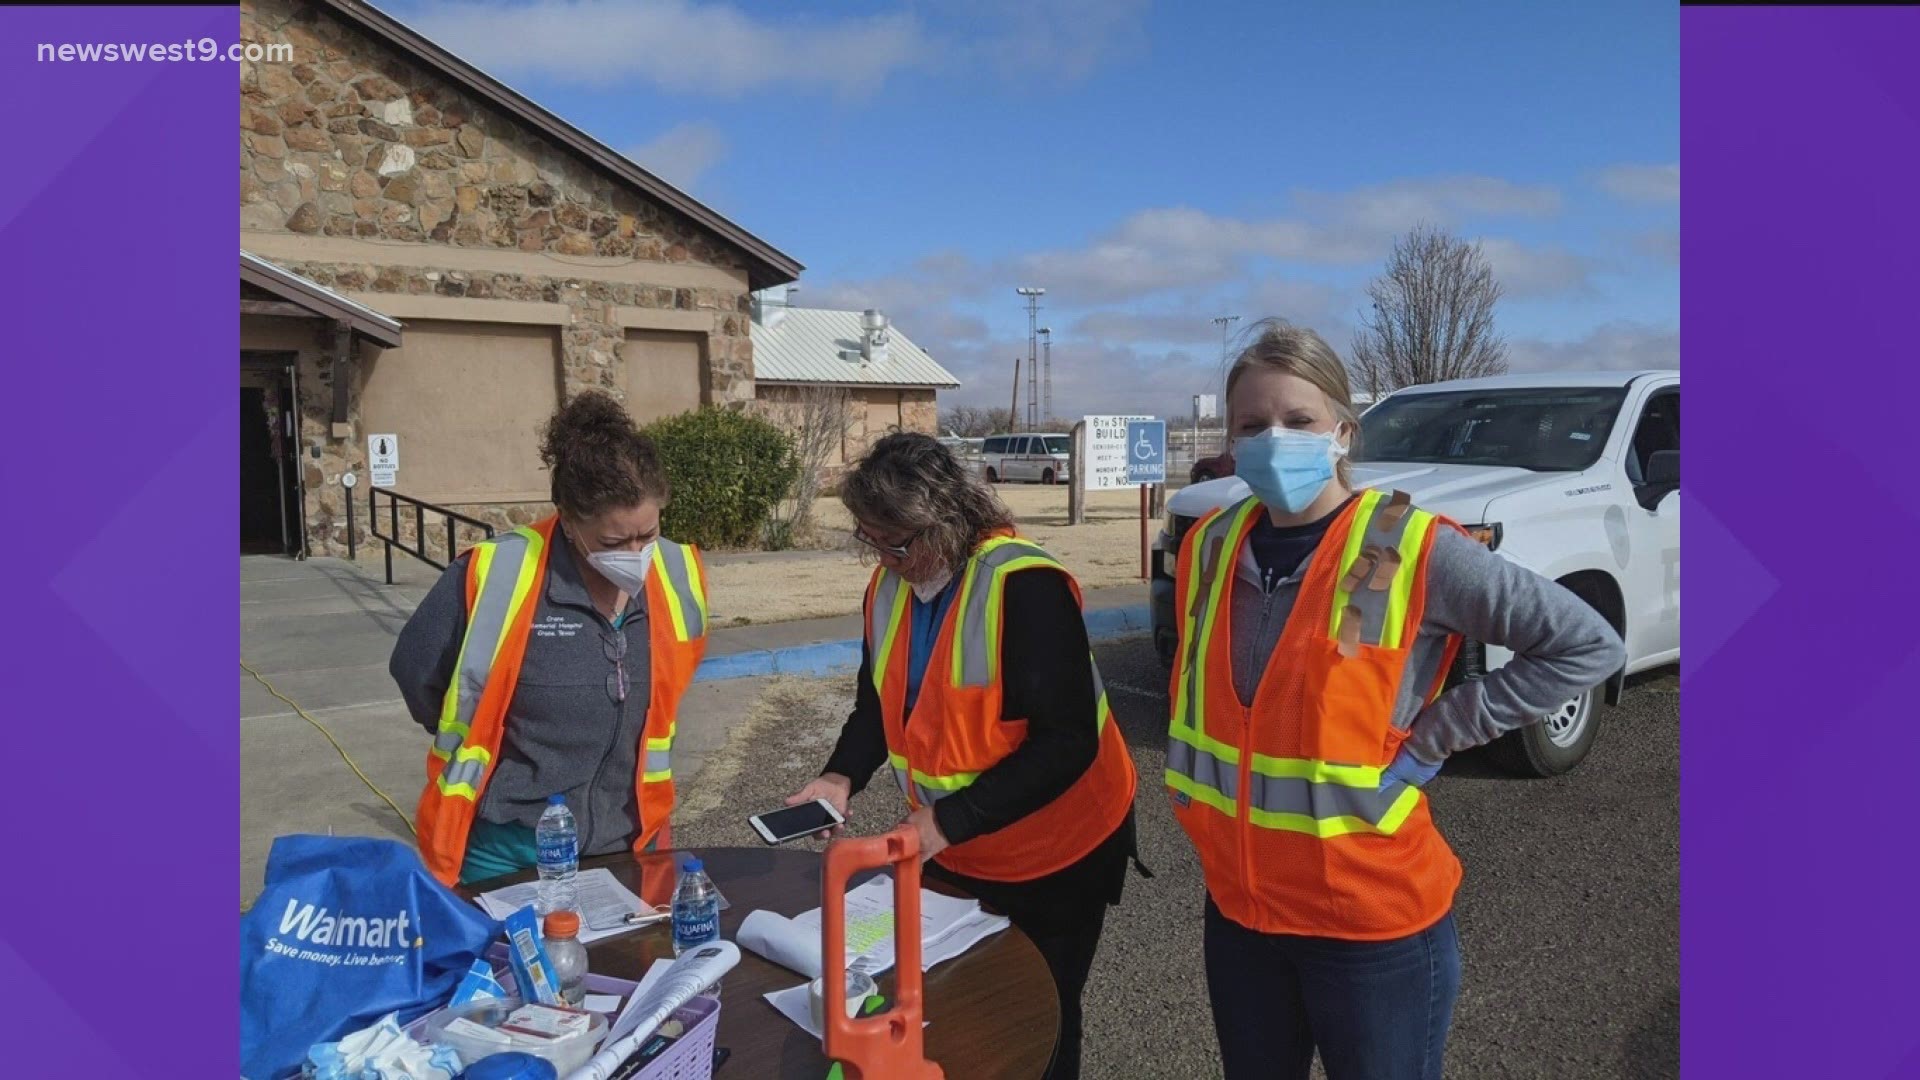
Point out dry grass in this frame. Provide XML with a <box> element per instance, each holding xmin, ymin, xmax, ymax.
<box><xmin>701</xmin><ymin>485</ymin><xmax>1157</xmax><ymax>626</ymax></box>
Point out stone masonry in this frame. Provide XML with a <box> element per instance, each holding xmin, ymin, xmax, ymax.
<box><xmin>241</xmin><ymin>0</ymin><xmax>763</xmax><ymax>556</ymax></box>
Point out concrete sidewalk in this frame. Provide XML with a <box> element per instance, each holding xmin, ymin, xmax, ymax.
<box><xmin>238</xmin><ymin>553</ymin><xmax>1150</xmax><ymax>902</ymax></box>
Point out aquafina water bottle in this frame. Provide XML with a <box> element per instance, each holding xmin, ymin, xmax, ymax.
<box><xmin>535</xmin><ymin>793</ymin><xmax>579</xmax><ymax>915</ymax></box>
<box><xmin>671</xmin><ymin>856</ymin><xmax>721</xmax><ymax>957</ymax></box>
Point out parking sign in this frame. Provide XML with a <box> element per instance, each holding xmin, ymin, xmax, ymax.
<box><xmin>1125</xmin><ymin>420</ymin><xmax>1167</xmax><ymax>485</ymax></box>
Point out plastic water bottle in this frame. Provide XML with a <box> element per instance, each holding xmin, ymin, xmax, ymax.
<box><xmin>535</xmin><ymin>794</ymin><xmax>579</xmax><ymax>915</ymax></box>
<box><xmin>541</xmin><ymin>911</ymin><xmax>589</xmax><ymax>1006</ymax></box>
<box><xmin>671</xmin><ymin>857</ymin><xmax>721</xmax><ymax>957</ymax></box>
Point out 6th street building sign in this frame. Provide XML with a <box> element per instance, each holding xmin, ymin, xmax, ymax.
<box><xmin>1084</xmin><ymin>415</ymin><xmax>1154</xmax><ymax>491</ymax></box>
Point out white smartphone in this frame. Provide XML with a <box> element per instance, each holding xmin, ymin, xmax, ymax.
<box><xmin>749</xmin><ymin>799</ymin><xmax>846</xmax><ymax>845</ymax></box>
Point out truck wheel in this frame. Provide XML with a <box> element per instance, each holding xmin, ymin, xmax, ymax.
<box><xmin>1489</xmin><ymin>582</ymin><xmax>1610</xmax><ymax>777</ymax></box>
<box><xmin>1490</xmin><ymin>683</ymin><xmax>1600</xmax><ymax>778</ymax></box>
<box><xmin>1043</xmin><ymin>468</ymin><xmax>1056</xmax><ymax>485</ymax></box>
<box><xmin>985</xmin><ymin>467</ymin><xmax>1000</xmax><ymax>483</ymax></box>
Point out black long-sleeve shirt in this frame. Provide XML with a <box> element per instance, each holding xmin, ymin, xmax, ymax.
<box><xmin>823</xmin><ymin>567</ymin><xmax>1101</xmax><ymax>846</ymax></box>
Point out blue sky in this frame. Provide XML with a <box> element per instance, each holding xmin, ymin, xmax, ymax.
<box><xmin>375</xmin><ymin>0</ymin><xmax>1679</xmax><ymax>417</ymax></box>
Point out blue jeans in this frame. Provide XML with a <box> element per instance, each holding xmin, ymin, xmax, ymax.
<box><xmin>1203</xmin><ymin>897</ymin><xmax>1461</xmax><ymax>1080</ymax></box>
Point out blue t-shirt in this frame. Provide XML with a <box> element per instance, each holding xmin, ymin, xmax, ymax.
<box><xmin>904</xmin><ymin>576</ymin><xmax>961</xmax><ymax>713</ymax></box>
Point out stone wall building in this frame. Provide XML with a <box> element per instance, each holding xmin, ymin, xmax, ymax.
<box><xmin>239</xmin><ymin>0</ymin><xmax>800</xmax><ymax>558</ymax></box>
<box><xmin>747</xmin><ymin>287</ymin><xmax>959</xmax><ymax>470</ymax></box>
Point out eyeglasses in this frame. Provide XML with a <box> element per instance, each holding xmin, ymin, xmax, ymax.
<box><xmin>853</xmin><ymin>526</ymin><xmax>924</xmax><ymax>560</ymax></box>
<box><xmin>603</xmin><ymin>629</ymin><xmax>629</xmax><ymax>705</ymax></box>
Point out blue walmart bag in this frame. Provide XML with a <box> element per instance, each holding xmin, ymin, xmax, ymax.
<box><xmin>240</xmin><ymin>835</ymin><xmax>501</xmax><ymax>1079</ymax></box>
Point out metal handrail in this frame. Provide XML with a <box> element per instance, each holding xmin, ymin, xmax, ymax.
<box><xmin>363</xmin><ymin>486</ymin><xmax>496</xmax><ymax>584</ymax></box>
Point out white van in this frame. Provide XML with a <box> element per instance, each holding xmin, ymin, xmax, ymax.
<box><xmin>979</xmin><ymin>433</ymin><xmax>1072</xmax><ymax>484</ymax></box>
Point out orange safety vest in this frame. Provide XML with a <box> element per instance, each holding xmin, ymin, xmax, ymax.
<box><xmin>413</xmin><ymin>516</ymin><xmax>710</xmax><ymax>887</ymax></box>
<box><xmin>1166</xmin><ymin>490</ymin><xmax>1464</xmax><ymax>940</ymax></box>
<box><xmin>866</xmin><ymin>534</ymin><xmax>1137</xmax><ymax>883</ymax></box>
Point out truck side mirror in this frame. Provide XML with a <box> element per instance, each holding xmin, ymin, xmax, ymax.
<box><xmin>1646</xmin><ymin>450</ymin><xmax>1679</xmax><ymax>487</ymax></box>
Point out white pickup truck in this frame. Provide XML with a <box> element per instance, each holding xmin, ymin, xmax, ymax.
<box><xmin>1150</xmin><ymin>370</ymin><xmax>1679</xmax><ymax>777</ymax></box>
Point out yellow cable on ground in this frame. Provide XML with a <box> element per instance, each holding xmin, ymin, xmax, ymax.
<box><xmin>241</xmin><ymin>660</ymin><xmax>416</xmax><ymax>838</ymax></box>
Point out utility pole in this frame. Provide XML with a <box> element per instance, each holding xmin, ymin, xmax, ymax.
<box><xmin>1017</xmin><ymin>287</ymin><xmax>1044</xmax><ymax>430</ymax></box>
<box><xmin>1038</xmin><ymin>327</ymin><xmax>1052</xmax><ymax>426</ymax></box>
<box><xmin>1008</xmin><ymin>355</ymin><xmax>1022</xmax><ymax>434</ymax></box>
<box><xmin>1210</xmin><ymin>314</ymin><xmax>1241</xmax><ymax>454</ymax></box>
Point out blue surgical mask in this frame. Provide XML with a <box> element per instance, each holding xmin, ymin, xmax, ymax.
<box><xmin>1233</xmin><ymin>426</ymin><xmax>1347</xmax><ymax>514</ymax></box>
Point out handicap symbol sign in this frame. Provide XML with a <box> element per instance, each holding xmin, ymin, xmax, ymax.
<box><xmin>1125</xmin><ymin>420</ymin><xmax>1166</xmax><ymax>484</ymax></box>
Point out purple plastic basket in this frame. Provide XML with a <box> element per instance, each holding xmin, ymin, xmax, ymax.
<box><xmin>406</xmin><ymin>948</ymin><xmax>721</xmax><ymax>1079</ymax></box>
<box><xmin>626</xmin><ymin>994</ymin><xmax>720</xmax><ymax>1080</ymax></box>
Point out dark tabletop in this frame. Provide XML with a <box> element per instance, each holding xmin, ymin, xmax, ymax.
<box><xmin>463</xmin><ymin>846</ymin><xmax>1059</xmax><ymax>1080</ymax></box>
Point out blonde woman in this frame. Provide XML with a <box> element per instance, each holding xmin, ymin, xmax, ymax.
<box><xmin>1166</xmin><ymin>320</ymin><xmax>1625</xmax><ymax>1079</ymax></box>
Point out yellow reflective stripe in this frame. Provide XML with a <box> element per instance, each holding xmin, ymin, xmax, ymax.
<box><xmin>1248</xmin><ymin>753</ymin><xmax>1383</xmax><ymax>788</ymax></box>
<box><xmin>1193</xmin><ymin>500</ymin><xmax>1262</xmax><ymax>732</ymax></box>
<box><xmin>979</xmin><ymin>555</ymin><xmax>1058</xmax><ymax>684</ymax></box>
<box><xmin>1329</xmin><ymin>489</ymin><xmax>1384</xmax><ymax>638</ymax></box>
<box><xmin>912</xmin><ymin>767</ymin><xmax>980</xmax><ymax>791</ymax></box>
<box><xmin>872</xmin><ymin>579</ymin><xmax>910</xmax><ymax>695</ymax></box>
<box><xmin>1245</xmin><ymin>806</ymin><xmax>1382</xmax><ymax>838</ymax></box>
<box><xmin>1169</xmin><ymin>513</ymin><xmax>1212</xmax><ymax>736</ymax></box>
<box><xmin>435</xmin><ymin>745</ymin><xmax>492</xmax><ymax>800</ymax></box>
<box><xmin>433</xmin><ymin>543</ymin><xmax>497</xmax><ymax>748</ymax></box>
<box><xmin>685</xmin><ymin>546</ymin><xmax>708</xmax><ymax>624</ymax></box>
<box><xmin>1166</xmin><ymin>769</ymin><xmax>1238</xmax><ymax>816</ymax></box>
<box><xmin>1376</xmin><ymin>785</ymin><xmax>1422</xmax><ymax>834</ymax></box>
<box><xmin>652</xmin><ymin>544</ymin><xmax>690</xmax><ymax>642</ymax></box>
<box><xmin>1380</xmin><ymin>511</ymin><xmax>1433</xmax><ymax>650</ymax></box>
<box><xmin>1167</xmin><ymin>712</ymin><xmax>1244</xmax><ymax>764</ymax></box>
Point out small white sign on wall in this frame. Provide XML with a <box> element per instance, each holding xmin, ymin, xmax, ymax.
<box><xmin>368</xmin><ymin>434</ymin><xmax>399</xmax><ymax>488</ymax></box>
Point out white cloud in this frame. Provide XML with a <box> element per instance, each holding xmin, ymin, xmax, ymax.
<box><xmin>1478</xmin><ymin>238</ymin><xmax>1601</xmax><ymax>298</ymax></box>
<box><xmin>1507</xmin><ymin>322</ymin><xmax>1679</xmax><ymax>374</ymax></box>
<box><xmin>937</xmin><ymin>0</ymin><xmax>1150</xmax><ymax>84</ymax></box>
<box><xmin>400</xmin><ymin>0</ymin><xmax>925</xmax><ymax>97</ymax></box>
<box><xmin>1597</xmin><ymin>163</ymin><xmax>1680</xmax><ymax>204</ymax></box>
<box><xmin>1295</xmin><ymin>176</ymin><xmax>1563</xmax><ymax>234</ymax></box>
<box><xmin>624</xmin><ymin>122</ymin><xmax>727</xmax><ymax>191</ymax></box>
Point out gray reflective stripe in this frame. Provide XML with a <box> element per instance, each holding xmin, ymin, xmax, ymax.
<box><xmin>956</xmin><ymin>540</ymin><xmax>1055</xmax><ymax>688</ymax></box>
<box><xmin>646</xmin><ymin>748</ymin><xmax>671</xmax><ymax>775</ymax></box>
<box><xmin>1246</xmin><ymin>772</ymin><xmax>1408</xmax><ymax>823</ymax></box>
<box><xmin>442</xmin><ymin>530</ymin><xmax>533</xmax><ymax>749</ymax></box>
<box><xmin>441</xmin><ymin>754</ymin><xmax>486</xmax><ymax>788</ymax></box>
<box><xmin>916</xmin><ymin>784</ymin><xmax>950</xmax><ymax>805</ymax></box>
<box><xmin>655</xmin><ymin>539</ymin><xmax>705</xmax><ymax>640</ymax></box>
<box><xmin>1338</xmin><ymin>492</ymin><xmax>1419</xmax><ymax>648</ymax></box>
<box><xmin>1166</xmin><ymin>737</ymin><xmax>1240</xmax><ymax>802</ymax></box>
<box><xmin>868</xmin><ymin>573</ymin><xmax>905</xmax><ymax>692</ymax></box>
<box><xmin>1090</xmin><ymin>659</ymin><xmax>1109</xmax><ymax>707</ymax></box>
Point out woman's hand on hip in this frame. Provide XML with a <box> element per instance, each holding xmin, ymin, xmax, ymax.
<box><xmin>787</xmin><ymin>773</ymin><xmax>853</xmax><ymax>838</ymax></box>
<box><xmin>901</xmin><ymin>805</ymin><xmax>950</xmax><ymax>864</ymax></box>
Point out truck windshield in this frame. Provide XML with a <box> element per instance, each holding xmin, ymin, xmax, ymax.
<box><xmin>1044</xmin><ymin>436</ymin><xmax>1069</xmax><ymax>455</ymax></box>
<box><xmin>1354</xmin><ymin>387</ymin><xmax>1628</xmax><ymax>472</ymax></box>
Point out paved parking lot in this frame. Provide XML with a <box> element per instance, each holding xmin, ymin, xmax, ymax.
<box><xmin>673</xmin><ymin>636</ymin><xmax>1680</xmax><ymax>1079</ymax></box>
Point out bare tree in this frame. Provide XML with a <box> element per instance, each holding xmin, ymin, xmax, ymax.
<box><xmin>940</xmin><ymin>406</ymin><xmax>1013</xmax><ymax>437</ymax></box>
<box><xmin>779</xmin><ymin>385</ymin><xmax>854</xmax><ymax>534</ymax></box>
<box><xmin>1350</xmin><ymin>223</ymin><xmax>1509</xmax><ymax>397</ymax></box>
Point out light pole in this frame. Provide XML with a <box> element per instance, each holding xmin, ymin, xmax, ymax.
<box><xmin>1038</xmin><ymin>327</ymin><xmax>1052</xmax><ymax>425</ymax></box>
<box><xmin>1209</xmin><ymin>314</ymin><xmax>1240</xmax><ymax>455</ymax></box>
<box><xmin>1017</xmin><ymin>287</ymin><xmax>1044</xmax><ymax>430</ymax></box>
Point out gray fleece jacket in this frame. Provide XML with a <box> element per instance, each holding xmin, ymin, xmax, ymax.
<box><xmin>1230</xmin><ymin>524</ymin><xmax>1626</xmax><ymax>764</ymax></box>
<box><xmin>390</xmin><ymin>536</ymin><xmax>652</xmax><ymax>857</ymax></box>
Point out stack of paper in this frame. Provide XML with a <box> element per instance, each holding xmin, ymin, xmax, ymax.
<box><xmin>737</xmin><ymin>875</ymin><xmax>1010</xmax><ymax>980</ymax></box>
<box><xmin>474</xmin><ymin>868</ymin><xmax>657</xmax><ymax>945</ymax></box>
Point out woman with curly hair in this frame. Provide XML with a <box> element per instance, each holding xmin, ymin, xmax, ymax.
<box><xmin>786</xmin><ymin>432</ymin><xmax>1142</xmax><ymax>1080</ymax></box>
<box><xmin>390</xmin><ymin>391</ymin><xmax>711</xmax><ymax>888</ymax></box>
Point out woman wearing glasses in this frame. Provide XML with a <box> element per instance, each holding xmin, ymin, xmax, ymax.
<box><xmin>390</xmin><ymin>391</ymin><xmax>710</xmax><ymax>888</ymax></box>
<box><xmin>786</xmin><ymin>432</ymin><xmax>1141</xmax><ymax>1080</ymax></box>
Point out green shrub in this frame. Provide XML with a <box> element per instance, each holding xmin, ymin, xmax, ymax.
<box><xmin>641</xmin><ymin>407</ymin><xmax>799</xmax><ymax>550</ymax></box>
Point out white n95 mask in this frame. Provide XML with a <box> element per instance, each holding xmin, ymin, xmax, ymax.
<box><xmin>588</xmin><ymin>543</ymin><xmax>656</xmax><ymax>596</ymax></box>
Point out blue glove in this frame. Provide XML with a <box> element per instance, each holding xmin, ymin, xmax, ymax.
<box><xmin>1384</xmin><ymin>746</ymin><xmax>1444</xmax><ymax>789</ymax></box>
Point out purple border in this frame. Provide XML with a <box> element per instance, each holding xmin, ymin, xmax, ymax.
<box><xmin>0</xmin><ymin>6</ymin><xmax>238</xmax><ymax>1076</ymax></box>
<box><xmin>1685</xmin><ymin>7</ymin><xmax>1920</xmax><ymax>1080</ymax></box>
